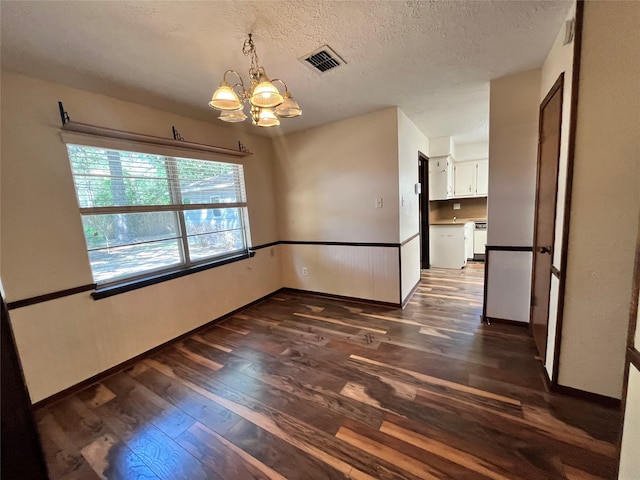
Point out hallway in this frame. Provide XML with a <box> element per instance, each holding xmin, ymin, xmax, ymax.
<box><xmin>36</xmin><ymin>264</ymin><xmax>621</xmax><ymax>479</ymax></box>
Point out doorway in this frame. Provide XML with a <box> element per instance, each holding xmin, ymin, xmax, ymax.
<box><xmin>418</xmin><ymin>152</ymin><xmax>430</xmax><ymax>269</ymax></box>
<box><xmin>531</xmin><ymin>74</ymin><xmax>564</xmax><ymax>358</ymax></box>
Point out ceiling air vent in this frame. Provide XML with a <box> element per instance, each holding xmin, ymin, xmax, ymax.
<box><xmin>300</xmin><ymin>45</ymin><xmax>345</xmax><ymax>74</ymax></box>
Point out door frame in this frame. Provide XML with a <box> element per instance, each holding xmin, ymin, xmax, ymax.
<box><xmin>418</xmin><ymin>152</ymin><xmax>430</xmax><ymax>269</ymax></box>
<box><xmin>547</xmin><ymin>0</ymin><xmax>584</xmax><ymax>386</ymax></box>
<box><xmin>617</xmin><ymin>212</ymin><xmax>640</xmax><ymax>471</ymax></box>
<box><xmin>529</xmin><ymin>73</ymin><xmax>565</xmax><ymax>360</ymax></box>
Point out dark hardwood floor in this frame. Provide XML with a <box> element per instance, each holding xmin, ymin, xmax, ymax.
<box><xmin>35</xmin><ymin>264</ymin><xmax>621</xmax><ymax>479</ymax></box>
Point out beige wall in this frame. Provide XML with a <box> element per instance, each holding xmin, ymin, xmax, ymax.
<box><xmin>273</xmin><ymin>108</ymin><xmax>399</xmax><ymax>243</ymax></box>
<box><xmin>485</xmin><ymin>69</ymin><xmax>540</xmax><ymax>322</ymax></box>
<box><xmin>487</xmin><ymin>69</ymin><xmax>540</xmax><ymax>247</ymax></box>
<box><xmin>0</xmin><ymin>71</ymin><xmax>282</xmax><ymax>402</ymax></box>
<box><xmin>558</xmin><ymin>0</ymin><xmax>640</xmax><ymax>398</ymax></box>
<box><xmin>541</xmin><ymin>1</ymin><xmax>576</xmax><ymax>376</ymax></box>
<box><xmin>273</xmin><ymin>108</ymin><xmax>411</xmax><ymax>304</ymax></box>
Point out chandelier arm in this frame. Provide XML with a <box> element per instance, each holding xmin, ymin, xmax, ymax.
<box><xmin>222</xmin><ymin>70</ymin><xmax>244</xmax><ymax>88</ymax></box>
<box><xmin>271</xmin><ymin>79</ymin><xmax>288</xmax><ymax>94</ymax></box>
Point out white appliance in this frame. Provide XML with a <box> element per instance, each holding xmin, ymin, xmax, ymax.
<box><xmin>430</xmin><ymin>223</ymin><xmax>471</xmax><ymax>269</ymax></box>
<box><xmin>474</xmin><ymin>221</ymin><xmax>487</xmax><ymax>259</ymax></box>
<box><xmin>465</xmin><ymin>221</ymin><xmax>474</xmax><ymax>260</ymax></box>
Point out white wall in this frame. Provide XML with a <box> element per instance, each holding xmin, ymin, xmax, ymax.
<box><xmin>401</xmin><ymin>237</ymin><xmax>421</xmax><ymax>302</ymax></box>
<box><xmin>397</xmin><ymin>109</ymin><xmax>428</xmax><ymax>301</ymax></box>
<box><xmin>619</xmin><ymin>366</ymin><xmax>640</xmax><ymax>479</ymax></box>
<box><xmin>398</xmin><ymin>108</ymin><xmax>428</xmax><ymax>243</ymax></box>
<box><xmin>428</xmin><ymin>136</ymin><xmax>454</xmax><ymax>158</ymax></box>
<box><xmin>619</xmin><ymin>279</ymin><xmax>640</xmax><ymax>478</ymax></box>
<box><xmin>546</xmin><ymin>275</ymin><xmax>561</xmax><ymax>367</ymax></box>
<box><xmin>485</xmin><ymin>69</ymin><xmax>540</xmax><ymax>322</ymax></box>
<box><xmin>280</xmin><ymin>244</ymin><xmax>399</xmax><ymax>304</ymax></box>
<box><xmin>558</xmin><ymin>0</ymin><xmax>640</xmax><ymax>398</ymax></box>
<box><xmin>540</xmin><ymin>1</ymin><xmax>576</xmax><ymax>377</ymax></box>
<box><xmin>0</xmin><ymin>71</ymin><xmax>282</xmax><ymax>402</ymax></box>
<box><xmin>486</xmin><ymin>251</ymin><xmax>533</xmax><ymax>323</ymax></box>
<box><xmin>454</xmin><ymin>142</ymin><xmax>488</xmax><ymax>162</ymax></box>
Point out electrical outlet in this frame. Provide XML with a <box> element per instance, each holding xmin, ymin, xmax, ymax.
<box><xmin>302</xmin><ymin>267</ymin><xmax>308</xmax><ymax>276</ymax></box>
<box><xmin>453</xmin><ymin>203</ymin><xmax>461</xmax><ymax>210</ymax></box>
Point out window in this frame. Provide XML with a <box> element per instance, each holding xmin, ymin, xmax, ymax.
<box><xmin>66</xmin><ymin>144</ymin><xmax>249</xmax><ymax>285</ymax></box>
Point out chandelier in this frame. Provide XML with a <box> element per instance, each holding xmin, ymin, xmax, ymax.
<box><xmin>208</xmin><ymin>34</ymin><xmax>302</xmax><ymax>127</ymax></box>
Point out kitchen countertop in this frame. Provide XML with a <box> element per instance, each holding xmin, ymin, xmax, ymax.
<box><xmin>430</xmin><ymin>218</ymin><xmax>487</xmax><ymax>225</ymax></box>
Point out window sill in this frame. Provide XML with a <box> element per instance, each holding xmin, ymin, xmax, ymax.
<box><xmin>92</xmin><ymin>251</ymin><xmax>255</xmax><ymax>300</ymax></box>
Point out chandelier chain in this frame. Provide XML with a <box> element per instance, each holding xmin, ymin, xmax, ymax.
<box><xmin>242</xmin><ymin>34</ymin><xmax>260</xmax><ymax>75</ymax></box>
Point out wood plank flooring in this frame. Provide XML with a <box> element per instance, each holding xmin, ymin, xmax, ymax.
<box><xmin>35</xmin><ymin>264</ymin><xmax>622</xmax><ymax>479</ymax></box>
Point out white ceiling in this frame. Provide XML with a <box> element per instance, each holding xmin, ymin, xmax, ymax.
<box><xmin>0</xmin><ymin>1</ymin><xmax>571</xmax><ymax>145</ymax></box>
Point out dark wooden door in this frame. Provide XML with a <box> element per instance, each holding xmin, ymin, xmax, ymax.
<box><xmin>418</xmin><ymin>153</ymin><xmax>430</xmax><ymax>269</ymax></box>
<box><xmin>1</xmin><ymin>290</ymin><xmax>50</xmax><ymax>479</ymax></box>
<box><xmin>531</xmin><ymin>75</ymin><xmax>564</xmax><ymax>358</ymax></box>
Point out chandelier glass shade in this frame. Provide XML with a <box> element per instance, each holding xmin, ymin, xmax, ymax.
<box><xmin>218</xmin><ymin>108</ymin><xmax>247</xmax><ymax>123</ymax></box>
<box><xmin>208</xmin><ymin>34</ymin><xmax>302</xmax><ymax>127</ymax></box>
<box><xmin>208</xmin><ymin>82</ymin><xmax>242</xmax><ymax>110</ymax></box>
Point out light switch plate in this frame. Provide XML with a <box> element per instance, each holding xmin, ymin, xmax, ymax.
<box><xmin>453</xmin><ymin>203</ymin><xmax>461</xmax><ymax>210</ymax></box>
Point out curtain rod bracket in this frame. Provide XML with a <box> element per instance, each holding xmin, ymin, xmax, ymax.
<box><xmin>58</xmin><ymin>101</ymin><xmax>70</xmax><ymax>125</ymax></box>
<box><xmin>172</xmin><ymin>126</ymin><xmax>185</xmax><ymax>141</ymax></box>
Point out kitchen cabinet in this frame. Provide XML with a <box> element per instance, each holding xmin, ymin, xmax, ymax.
<box><xmin>428</xmin><ymin>155</ymin><xmax>453</xmax><ymax>200</ymax></box>
<box><xmin>476</xmin><ymin>159</ymin><xmax>489</xmax><ymax>195</ymax></box>
<box><xmin>453</xmin><ymin>162</ymin><xmax>476</xmax><ymax>197</ymax></box>
<box><xmin>453</xmin><ymin>159</ymin><xmax>488</xmax><ymax>197</ymax></box>
<box><xmin>430</xmin><ymin>222</ymin><xmax>474</xmax><ymax>269</ymax></box>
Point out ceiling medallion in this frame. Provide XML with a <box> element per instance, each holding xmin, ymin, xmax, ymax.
<box><xmin>208</xmin><ymin>34</ymin><xmax>302</xmax><ymax>127</ymax></box>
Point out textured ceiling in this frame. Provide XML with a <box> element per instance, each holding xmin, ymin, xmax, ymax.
<box><xmin>0</xmin><ymin>1</ymin><xmax>571</xmax><ymax>144</ymax></box>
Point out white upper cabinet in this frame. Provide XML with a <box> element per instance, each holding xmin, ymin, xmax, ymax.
<box><xmin>428</xmin><ymin>156</ymin><xmax>452</xmax><ymax>200</ymax></box>
<box><xmin>476</xmin><ymin>159</ymin><xmax>489</xmax><ymax>196</ymax></box>
<box><xmin>430</xmin><ymin>156</ymin><xmax>488</xmax><ymax>200</ymax></box>
<box><xmin>453</xmin><ymin>159</ymin><xmax>488</xmax><ymax>198</ymax></box>
<box><xmin>453</xmin><ymin>161</ymin><xmax>476</xmax><ymax>197</ymax></box>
